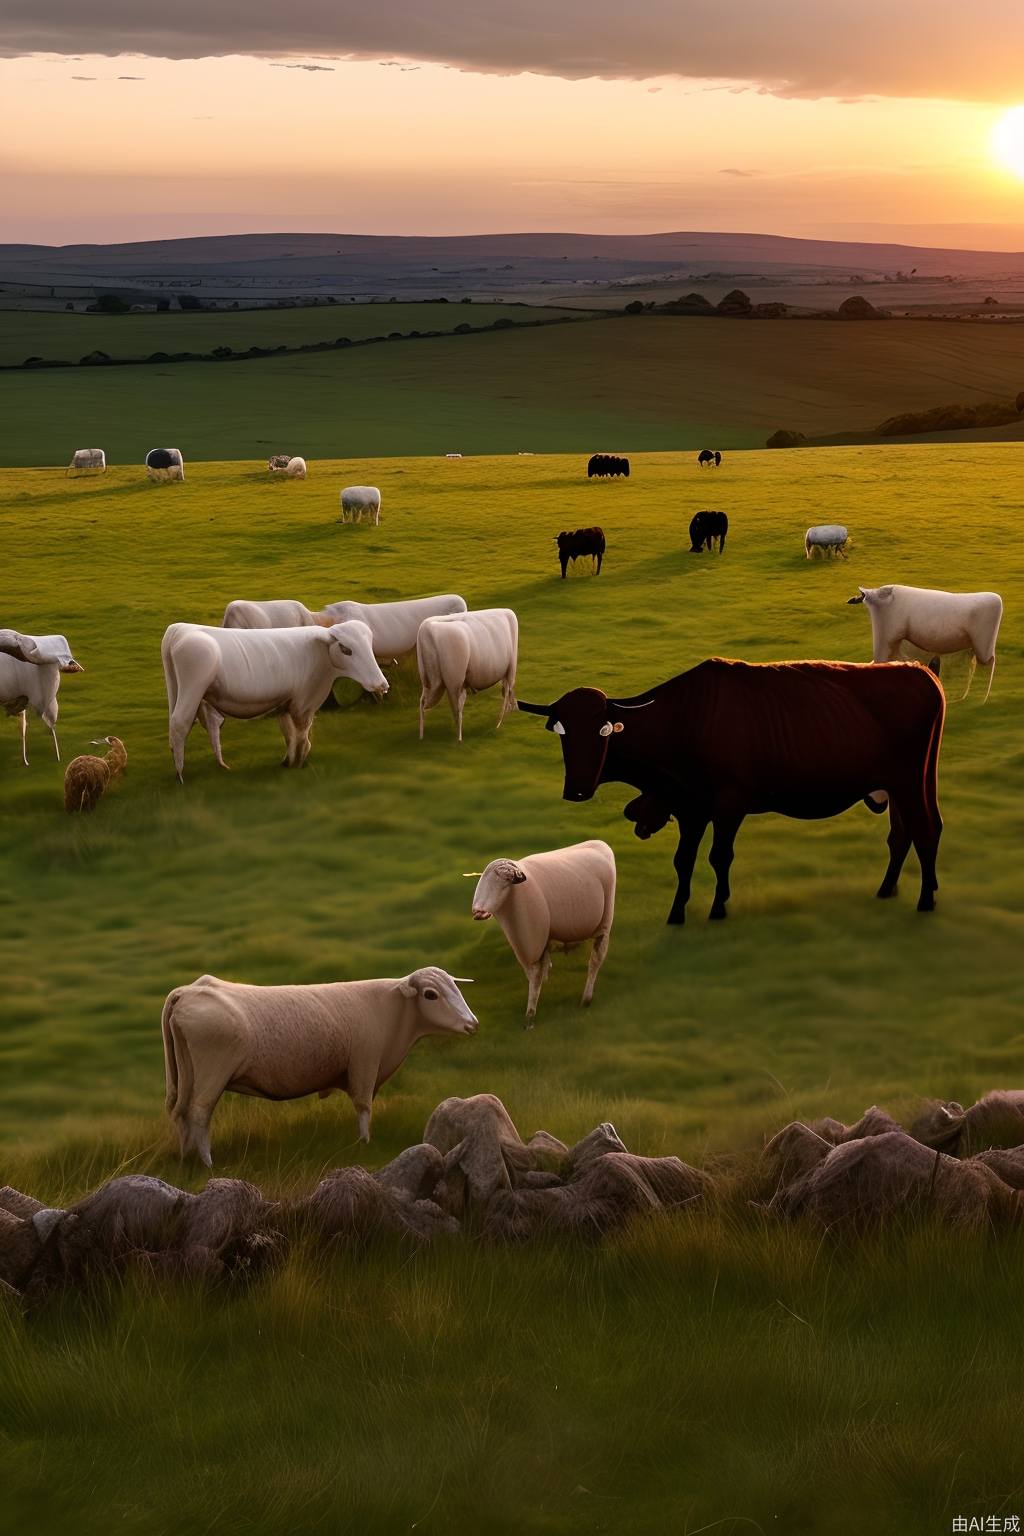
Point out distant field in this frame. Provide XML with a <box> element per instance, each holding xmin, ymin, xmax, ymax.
<box><xmin>5</xmin><ymin>316</ymin><xmax>1024</xmax><ymax>465</ymax></box>
<box><xmin>0</xmin><ymin>301</ymin><xmax>589</xmax><ymax>366</ymax></box>
<box><xmin>3</xmin><ymin>447</ymin><xmax>1023</xmax><ymax>1535</ymax></box>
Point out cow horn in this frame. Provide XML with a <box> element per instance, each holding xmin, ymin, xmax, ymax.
<box><xmin>461</xmin><ymin>872</ymin><xmax>482</xmax><ymax>878</ymax></box>
<box><xmin>516</xmin><ymin>701</ymin><xmax>553</xmax><ymax>716</ymax></box>
<box><xmin>452</xmin><ymin>977</ymin><xmax>475</xmax><ymax>983</ymax></box>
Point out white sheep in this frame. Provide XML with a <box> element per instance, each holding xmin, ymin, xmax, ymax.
<box><xmin>162</xmin><ymin>967</ymin><xmax>478</xmax><ymax>1163</ymax></box>
<box><xmin>0</xmin><ymin>631</ymin><xmax>84</xmax><ymax>764</ymax></box>
<box><xmin>340</xmin><ymin>486</ymin><xmax>381</xmax><ymax>525</ymax></box>
<box><xmin>469</xmin><ymin>840</ymin><xmax>616</xmax><ymax>1020</ymax></box>
<box><xmin>805</xmin><ymin>525</ymin><xmax>849</xmax><ymax>559</ymax></box>
<box><xmin>849</xmin><ymin>583</ymin><xmax>1004</xmax><ymax>701</ymax></box>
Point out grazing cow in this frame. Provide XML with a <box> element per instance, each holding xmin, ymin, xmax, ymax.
<box><xmin>319</xmin><ymin>595</ymin><xmax>468</xmax><ymax>660</ymax></box>
<box><xmin>0</xmin><ymin>630</ymin><xmax>84</xmax><ymax>764</ymax></box>
<box><xmin>161</xmin><ymin>620</ymin><xmax>387</xmax><ymax>778</ymax></box>
<box><xmin>517</xmin><ymin>658</ymin><xmax>945</xmax><ymax>923</ymax></box>
<box><xmin>340</xmin><ymin>486</ymin><xmax>381</xmax><ymax>524</ymax></box>
<box><xmin>688</xmin><ymin>510</ymin><xmax>728</xmax><ymax>554</ymax></box>
<box><xmin>587</xmin><ymin>454</ymin><xmax>630</xmax><ymax>479</ymax></box>
<box><xmin>848</xmin><ymin>584</ymin><xmax>1003</xmax><ymax>702</ymax></box>
<box><xmin>805</xmin><ymin>525</ymin><xmax>849</xmax><ymax>559</ymax></box>
<box><xmin>416</xmin><ymin>608</ymin><xmax>518</xmax><ymax>740</ymax></box>
<box><xmin>697</xmin><ymin>450</ymin><xmax>722</xmax><ymax>468</ymax></box>
<box><xmin>222</xmin><ymin>599</ymin><xmax>318</xmax><ymax>630</ymax></box>
<box><xmin>556</xmin><ymin>527</ymin><xmax>605</xmax><ymax>578</ymax></box>
<box><xmin>162</xmin><ymin>968</ymin><xmax>478</xmax><ymax>1163</ymax></box>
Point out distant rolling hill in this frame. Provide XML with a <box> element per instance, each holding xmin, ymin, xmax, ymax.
<box><xmin>6</xmin><ymin>314</ymin><xmax>1024</xmax><ymax>466</ymax></box>
<box><xmin>5</xmin><ymin>229</ymin><xmax>1024</xmax><ymax>310</ymax></box>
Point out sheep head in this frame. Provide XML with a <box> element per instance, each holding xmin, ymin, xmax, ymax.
<box><xmin>470</xmin><ymin>859</ymin><xmax>527</xmax><ymax>920</ymax></box>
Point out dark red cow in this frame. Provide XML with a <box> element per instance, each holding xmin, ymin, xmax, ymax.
<box><xmin>518</xmin><ymin>658</ymin><xmax>944</xmax><ymax>924</ymax></box>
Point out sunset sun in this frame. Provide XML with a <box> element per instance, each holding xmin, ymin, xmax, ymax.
<box><xmin>992</xmin><ymin>105</ymin><xmax>1024</xmax><ymax>177</ymax></box>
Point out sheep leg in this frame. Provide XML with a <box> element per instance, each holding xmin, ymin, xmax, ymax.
<box><xmin>667</xmin><ymin>817</ymin><xmax>708</xmax><ymax>925</ymax></box>
<box><xmin>708</xmin><ymin>814</ymin><xmax>742</xmax><ymax>920</ymax></box>
<box><xmin>346</xmin><ymin>1060</ymin><xmax>377</xmax><ymax>1143</ymax></box>
<box><xmin>524</xmin><ymin>952</ymin><xmax>552</xmax><ymax>1023</ymax></box>
<box><xmin>581</xmin><ymin>932</ymin><xmax>609</xmax><ymax>1006</ymax></box>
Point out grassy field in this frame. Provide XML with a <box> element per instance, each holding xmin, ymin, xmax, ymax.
<box><xmin>2</xmin><ymin>446</ymin><xmax>1023</xmax><ymax>1533</ymax></box>
<box><xmin>0</xmin><ymin>301</ymin><xmax>588</xmax><ymax>366</ymax></box>
<box><xmin>7</xmin><ymin>316</ymin><xmax>1024</xmax><ymax>466</ymax></box>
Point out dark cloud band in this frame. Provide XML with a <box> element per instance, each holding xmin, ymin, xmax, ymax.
<box><xmin>0</xmin><ymin>0</ymin><xmax>1019</xmax><ymax>101</ymax></box>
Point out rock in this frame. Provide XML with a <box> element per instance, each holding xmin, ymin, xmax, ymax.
<box><xmin>773</xmin><ymin>1131</ymin><xmax>1020</xmax><ymax>1230</ymax></box>
<box><xmin>564</xmin><ymin>1123</ymin><xmax>629</xmax><ymax>1175</ymax></box>
<box><xmin>766</xmin><ymin>430</ymin><xmax>808</xmax><ymax>449</ymax></box>
<box><xmin>373</xmin><ymin>1144</ymin><xmax>447</xmax><ymax>1201</ymax></box>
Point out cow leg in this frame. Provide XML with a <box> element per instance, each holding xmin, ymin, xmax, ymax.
<box><xmin>293</xmin><ymin>712</ymin><xmax>314</xmax><ymax>766</ymax></box>
<box><xmin>198</xmin><ymin>704</ymin><xmax>229</xmax><ymax>769</ymax></box>
<box><xmin>596</xmin><ymin>549</ymin><xmax>603</xmax><ymax>575</ymax></box>
<box><xmin>911</xmin><ymin>810</ymin><xmax>941</xmax><ymax>911</ymax></box>
<box><xmin>877</xmin><ymin>799</ymin><xmax>912</xmax><ymax>899</ymax></box>
<box><xmin>18</xmin><ymin>710</ymin><xmax>27</xmax><ymax>767</ymax></box>
<box><xmin>449</xmin><ymin>687</ymin><xmax>467</xmax><ymax>742</ymax></box>
<box><xmin>667</xmin><ymin>818</ymin><xmax>708</xmax><ymax>924</ymax></box>
<box><xmin>581</xmin><ymin>932</ymin><xmax>609</xmax><ymax>1006</ymax></box>
<box><xmin>525</xmin><ymin>952</ymin><xmax>552</xmax><ymax>1022</ymax></box>
<box><xmin>418</xmin><ymin>680</ymin><xmax>445</xmax><ymax>739</ymax></box>
<box><xmin>708</xmin><ymin>814</ymin><xmax>742</xmax><ymax>920</ymax></box>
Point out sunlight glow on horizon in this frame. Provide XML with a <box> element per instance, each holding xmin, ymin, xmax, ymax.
<box><xmin>2</xmin><ymin>53</ymin><xmax>1024</xmax><ymax>245</ymax></box>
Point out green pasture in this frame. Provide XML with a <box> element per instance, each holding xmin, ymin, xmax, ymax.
<box><xmin>2</xmin><ymin>447</ymin><xmax>1023</xmax><ymax>1533</ymax></box>
<box><xmin>0</xmin><ymin>300</ymin><xmax>588</xmax><ymax>367</ymax></box>
<box><xmin>6</xmin><ymin>316</ymin><xmax>1024</xmax><ymax>467</ymax></box>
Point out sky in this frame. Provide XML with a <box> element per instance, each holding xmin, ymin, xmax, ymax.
<box><xmin>3</xmin><ymin>1</ymin><xmax>1024</xmax><ymax>246</ymax></box>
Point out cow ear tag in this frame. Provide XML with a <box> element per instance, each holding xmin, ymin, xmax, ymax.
<box><xmin>612</xmin><ymin>722</ymin><xmax>624</xmax><ymax>734</ymax></box>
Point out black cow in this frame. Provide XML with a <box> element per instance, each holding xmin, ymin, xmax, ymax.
<box><xmin>587</xmin><ymin>454</ymin><xmax>630</xmax><ymax>478</ymax></box>
<box><xmin>689</xmin><ymin>510</ymin><xmax>728</xmax><ymax>554</ymax></box>
<box><xmin>697</xmin><ymin>450</ymin><xmax>722</xmax><ymax>468</ymax></box>
<box><xmin>518</xmin><ymin>659</ymin><xmax>944</xmax><ymax>924</ymax></box>
<box><xmin>556</xmin><ymin>527</ymin><xmax>605</xmax><ymax>578</ymax></box>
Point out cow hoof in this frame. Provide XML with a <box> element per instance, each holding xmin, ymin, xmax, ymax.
<box><xmin>917</xmin><ymin>895</ymin><xmax>936</xmax><ymax>913</ymax></box>
<box><xmin>708</xmin><ymin>906</ymin><xmax>728</xmax><ymax>921</ymax></box>
<box><xmin>876</xmin><ymin>884</ymin><xmax>898</xmax><ymax>899</ymax></box>
<box><xmin>666</xmin><ymin>913</ymin><xmax>686</xmax><ymax>926</ymax></box>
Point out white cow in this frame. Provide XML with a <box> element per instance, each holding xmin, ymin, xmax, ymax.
<box><xmin>469</xmin><ymin>840</ymin><xmax>616</xmax><ymax>1019</ymax></box>
<box><xmin>0</xmin><ymin>631</ymin><xmax>84</xmax><ymax>764</ymax></box>
<box><xmin>849</xmin><ymin>584</ymin><xmax>1004</xmax><ymax>701</ymax></box>
<box><xmin>340</xmin><ymin>486</ymin><xmax>381</xmax><ymax>525</ymax></box>
<box><xmin>222</xmin><ymin>599</ymin><xmax>319</xmax><ymax>630</ymax></box>
<box><xmin>805</xmin><ymin>525</ymin><xmax>849</xmax><ymax>559</ymax></box>
<box><xmin>416</xmin><ymin>608</ymin><xmax>518</xmax><ymax>741</ymax></box>
<box><xmin>319</xmin><ymin>595</ymin><xmax>468</xmax><ymax>660</ymax></box>
<box><xmin>161</xmin><ymin>967</ymin><xmax>478</xmax><ymax>1163</ymax></box>
<box><xmin>161</xmin><ymin>620</ymin><xmax>387</xmax><ymax>778</ymax></box>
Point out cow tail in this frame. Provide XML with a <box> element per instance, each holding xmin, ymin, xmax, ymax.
<box><xmin>923</xmin><ymin>691</ymin><xmax>945</xmax><ymax>840</ymax></box>
<box><xmin>161</xmin><ymin>989</ymin><xmax>183</xmax><ymax>1113</ymax></box>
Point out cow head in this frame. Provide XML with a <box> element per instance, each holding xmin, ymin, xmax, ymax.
<box><xmin>518</xmin><ymin>687</ymin><xmax>624</xmax><ymax>801</ymax></box>
<box><xmin>396</xmin><ymin>968</ymin><xmax>478</xmax><ymax>1035</ymax></box>
<box><xmin>324</xmin><ymin>620</ymin><xmax>388</xmax><ymax>696</ymax></box>
<box><xmin>468</xmin><ymin>859</ymin><xmax>527</xmax><ymax>919</ymax></box>
<box><xmin>0</xmin><ymin>631</ymin><xmax>83</xmax><ymax>671</ymax></box>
